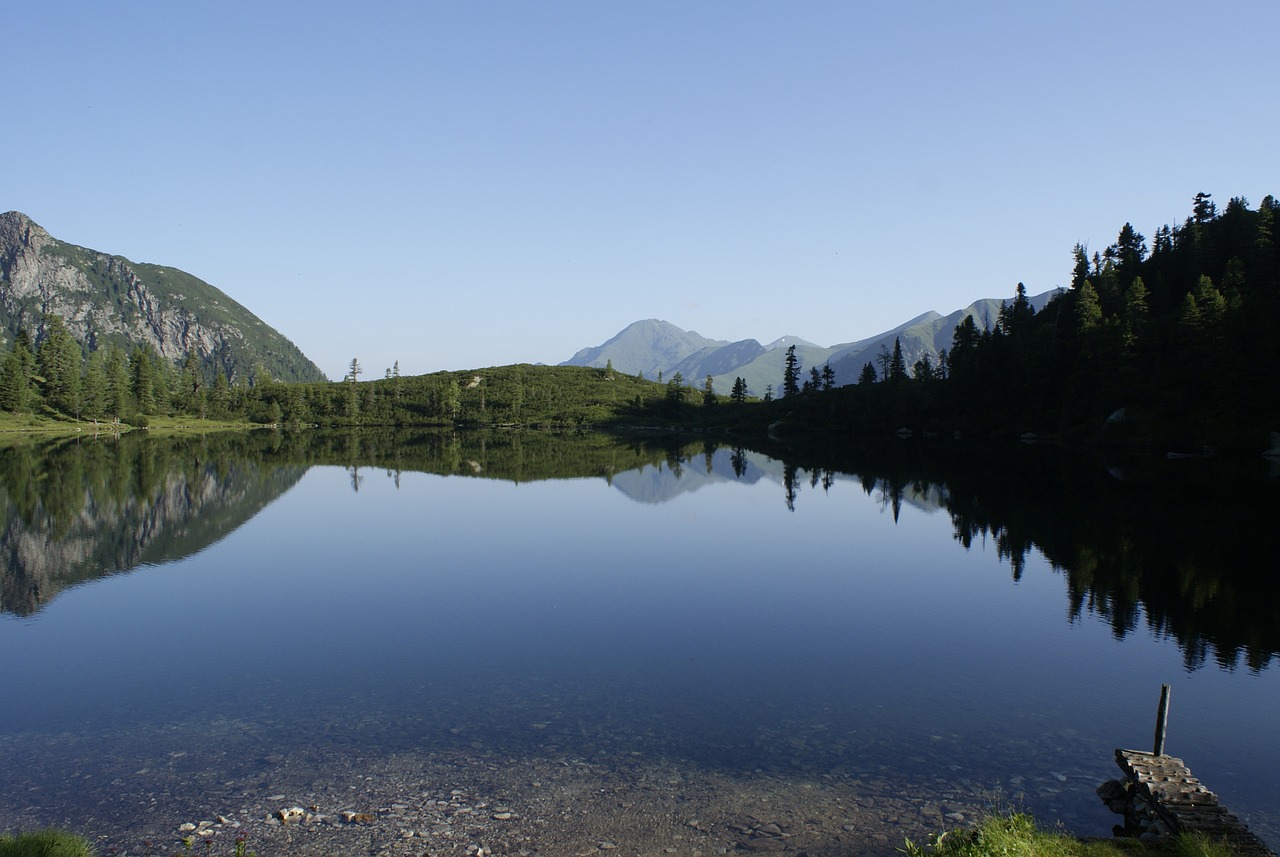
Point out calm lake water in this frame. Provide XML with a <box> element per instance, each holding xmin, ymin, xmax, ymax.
<box><xmin>1</xmin><ymin>429</ymin><xmax>1277</xmax><ymax>851</ymax></box>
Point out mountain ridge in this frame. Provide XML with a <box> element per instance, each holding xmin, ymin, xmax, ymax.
<box><xmin>562</xmin><ymin>291</ymin><xmax>1057</xmax><ymax>395</ymax></box>
<box><xmin>0</xmin><ymin>211</ymin><xmax>326</xmax><ymax>383</ymax></box>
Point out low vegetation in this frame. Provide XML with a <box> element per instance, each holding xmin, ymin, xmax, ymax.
<box><xmin>901</xmin><ymin>813</ymin><xmax>1239</xmax><ymax>857</ymax></box>
<box><xmin>0</xmin><ymin>829</ymin><xmax>93</xmax><ymax>857</ymax></box>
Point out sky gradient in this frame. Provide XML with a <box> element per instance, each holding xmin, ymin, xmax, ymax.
<box><xmin>5</xmin><ymin>1</ymin><xmax>1278</xmax><ymax>379</ymax></box>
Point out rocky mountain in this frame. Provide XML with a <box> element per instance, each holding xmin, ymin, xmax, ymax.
<box><xmin>0</xmin><ymin>211</ymin><xmax>325</xmax><ymax>382</ymax></box>
<box><xmin>563</xmin><ymin>291</ymin><xmax>1058</xmax><ymax>395</ymax></box>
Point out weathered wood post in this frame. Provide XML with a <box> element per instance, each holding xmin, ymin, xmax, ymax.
<box><xmin>1153</xmin><ymin>683</ymin><xmax>1171</xmax><ymax>756</ymax></box>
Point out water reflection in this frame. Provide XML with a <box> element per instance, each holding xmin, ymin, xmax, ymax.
<box><xmin>1</xmin><ymin>428</ymin><xmax>1278</xmax><ymax>851</ymax></box>
<box><xmin>0</xmin><ymin>432</ymin><xmax>305</xmax><ymax>616</ymax></box>
<box><xmin>4</xmin><ymin>428</ymin><xmax>1277</xmax><ymax>675</ymax></box>
<box><xmin>764</xmin><ymin>437</ymin><xmax>1280</xmax><ymax>674</ymax></box>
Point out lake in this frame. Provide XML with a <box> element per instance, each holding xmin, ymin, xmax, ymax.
<box><xmin>1</xmin><ymin>429</ymin><xmax>1276</xmax><ymax>856</ymax></box>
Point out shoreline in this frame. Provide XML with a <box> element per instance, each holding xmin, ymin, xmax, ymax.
<box><xmin>2</xmin><ymin>746</ymin><xmax>1001</xmax><ymax>857</ymax></box>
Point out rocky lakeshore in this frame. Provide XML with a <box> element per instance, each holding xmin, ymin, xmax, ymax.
<box><xmin>0</xmin><ymin>717</ymin><xmax>1128</xmax><ymax>857</ymax></box>
<box><xmin>3</xmin><ymin>749</ymin><xmax>994</xmax><ymax>857</ymax></box>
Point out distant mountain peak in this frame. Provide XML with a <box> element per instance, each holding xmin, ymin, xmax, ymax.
<box><xmin>561</xmin><ymin>319</ymin><xmax>728</xmax><ymax>378</ymax></box>
<box><xmin>763</xmin><ymin>334</ymin><xmax>818</xmax><ymax>351</ymax></box>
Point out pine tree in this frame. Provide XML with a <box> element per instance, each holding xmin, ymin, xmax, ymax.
<box><xmin>888</xmin><ymin>337</ymin><xmax>908</xmax><ymax>383</ymax></box>
<box><xmin>1113</xmin><ymin>223</ymin><xmax>1147</xmax><ymax>271</ymax></box>
<box><xmin>0</xmin><ymin>331</ymin><xmax>37</xmax><ymax>412</ymax></box>
<box><xmin>0</xmin><ymin>349</ymin><xmax>31</xmax><ymax>412</ymax></box>
<box><xmin>1122</xmin><ymin>277</ymin><xmax>1150</xmax><ymax>349</ymax></box>
<box><xmin>178</xmin><ymin>350</ymin><xmax>205</xmax><ymax>417</ymax></box>
<box><xmin>702</xmin><ymin>375</ymin><xmax>717</xmax><ymax>405</ymax></box>
<box><xmin>343</xmin><ymin>357</ymin><xmax>362</xmax><ymax>418</ymax></box>
<box><xmin>37</xmin><ymin>315</ymin><xmax>82</xmax><ymax>415</ymax></box>
<box><xmin>730</xmin><ymin>376</ymin><xmax>747</xmax><ymax>404</ymax></box>
<box><xmin>998</xmin><ymin>283</ymin><xmax>1035</xmax><ymax>337</ymax></box>
<box><xmin>1076</xmin><ymin>282</ymin><xmax>1103</xmax><ymax>333</ymax></box>
<box><xmin>130</xmin><ymin>346</ymin><xmax>158</xmax><ymax>414</ymax></box>
<box><xmin>913</xmin><ymin>353</ymin><xmax>935</xmax><ymax>381</ymax></box>
<box><xmin>1193</xmin><ymin>192</ymin><xmax>1216</xmax><ymax>224</ymax></box>
<box><xmin>1193</xmin><ymin>275</ymin><xmax>1226</xmax><ymax>325</ymax></box>
<box><xmin>81</xmin><ymin>348</ymin><xmax>108</xmax><ymax>420</ymax></box>
<box><xmin>875</xmin><ymin>344</ymin><xmax>892</xmax><ymax>380</ymax></box>
<box><xmin>782</xmin><ymin>345</ymin><xmax>801</xmax><ymax>397</ymax></box>
<box><xmin>1071</xmin><ymin>243</ymin><xmax>1090</xmax><ymax>289</ymax></box>
<box><xmin>105</xmin><ymin>345</ymin><xmax>131</xmax><ymax>420</ymax></box>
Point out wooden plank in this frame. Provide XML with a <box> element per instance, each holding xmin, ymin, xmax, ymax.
<box><xmin>1109</xmin><ymin>748</ymin><xmax>1274</xmax><ymax>856</ymax></box>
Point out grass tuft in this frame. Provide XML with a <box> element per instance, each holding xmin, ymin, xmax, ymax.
<box><xmin>0</xmin><ymin>829</ymin><xmax>95</xmax><ymax>857</ymax></box>
<box><xmin>899</xmin><ymin>812</ymin><xmax>1243</xmax><ymax>856</ymax></box>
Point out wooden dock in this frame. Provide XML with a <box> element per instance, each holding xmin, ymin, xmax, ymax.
<box><xmin>1097</xmin><ymin>686</ymin><xmax>1273</xmax><ymax>855</ymax></box>
<box><xmin>1099</xmin><ymin>749</ymin><xmax>1273</xmax><ymax>856</ymax></box>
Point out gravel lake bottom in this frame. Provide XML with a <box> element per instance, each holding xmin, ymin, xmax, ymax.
<box><xmin>0</xmin><ymin>711</ymin><xmax>1128</xmax><ymax>857</ymax></box>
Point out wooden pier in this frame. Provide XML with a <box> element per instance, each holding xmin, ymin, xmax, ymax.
<box><xmin>1097</xmin><ymin>686</ymin><xmax>1274</xmax><ymax>855</ymax></box>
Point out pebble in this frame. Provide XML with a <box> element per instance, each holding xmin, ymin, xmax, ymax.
<box><xmin>740</xmin><ymin>838</ymin><xmax>785</xmax><ymax>851</ymax></box>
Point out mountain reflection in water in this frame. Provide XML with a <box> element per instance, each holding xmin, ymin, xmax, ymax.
<box><xmin>4</xmin><ymin>428</ymin><xmax>1276</xmax><ymax>674</ymax></box>
<box><xmin>0</xmin><ymin>432</ymin><xmax>306</xmax><ymax>616</ymax></box>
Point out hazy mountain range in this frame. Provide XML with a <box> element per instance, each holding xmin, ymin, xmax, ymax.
<box><xmin>561</xmin><ymin>289</ymin><xmax>1058</xmax><ymax>396</ymax></box>
<box><xmin>0</xmin><ymin>211</ymin><xmax>326</xmax><ymax>383</ymax></box>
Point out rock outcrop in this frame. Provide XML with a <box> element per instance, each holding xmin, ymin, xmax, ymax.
<box><xmin>0</xmin><ymin>211</ymin><xmax>325</xmax><ymax>383</ymax></box>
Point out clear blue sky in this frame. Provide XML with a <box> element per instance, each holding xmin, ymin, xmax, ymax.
<box><xmin>5</xmin><ymin>1</ymin><xmax>1278</xmax><ymax>379</ymax></box>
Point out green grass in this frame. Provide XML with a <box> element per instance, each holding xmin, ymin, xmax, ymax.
<box><xmin>0</xmin><ymin>829</ymin><xmax>94</xmax><ymax>857</ymax></box>
<box><xmin>132</xmin><ymin>414</ymin><xmax>253</xmax><ymax>433</ymax></box>
<box><xmin>0</xmin><ymin>412</ymin><xmax>91</xmax><ymax>434</ymax></box>
<box><xmin>900</xmin><ymin>813</ymin><xmax>1241</xmax><ymax>857</ymax></box>
<box><xmin>0</xmin><ymin>411</ymin><xmax>255</xmax><ymax>435</ymax></box>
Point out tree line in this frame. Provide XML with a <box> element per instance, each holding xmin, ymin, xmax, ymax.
<box><xmin>7</xmin><ymin>192</ymin><xmax>1275</xmax><ymax>448</ymax></box>
<box><xmin>0</xmin><ymin>325</ymin><xmax>721</xmax><ymax>428</ymax></box>
<box><xmin>759</xmin><ymin>193</ymin><xmax>1280</xmax><ymax>450</ymax></box>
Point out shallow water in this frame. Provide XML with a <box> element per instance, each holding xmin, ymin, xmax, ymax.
<box><xmin>1</xmin><ymin>432</ymin><xmax>1276</xmax><ymax>854</ymax></box>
